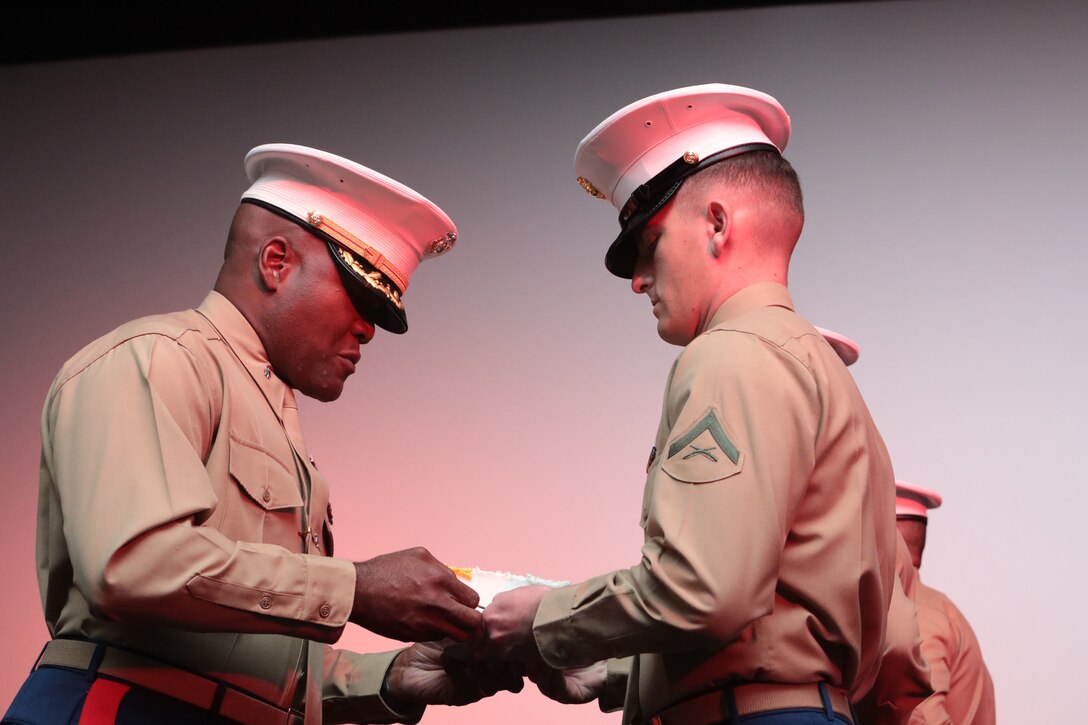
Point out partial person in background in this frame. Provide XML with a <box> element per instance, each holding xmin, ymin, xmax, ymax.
<box><xmin>483</xmin><ymin>84</ymin><xmax>898</xmax><ymax>725</ymax></box>
<box><xmin>4</xmin><ymin>144</ymin><xmax>519</xmax><ymax>725</ymax></box>
<box><xmin>816</xmin><ymin>328</ymin><xmax>932</xmax><ymax>725</ymax></box>
<box><xmin>896</xmin><ymin>483</ymin><xmax>996</xmax><ymax>725</ymax></box>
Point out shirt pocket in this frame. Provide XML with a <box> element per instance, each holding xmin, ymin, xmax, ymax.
<box><xmin>226</xmin><ymin>433</ymin><xmax>304</xmax><ymax>547</ymax></box>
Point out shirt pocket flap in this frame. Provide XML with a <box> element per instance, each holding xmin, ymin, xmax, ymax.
<box><xmin>229</xmin><ymin>434</ymin><xmax>303</xmax><ymax>511</ymax></box>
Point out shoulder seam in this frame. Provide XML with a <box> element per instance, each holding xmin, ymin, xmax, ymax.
<box><xmin>52</xmin><ymin>326</ymin><xmax>220</xmax><ymax>396</ymax></box>
<box><xmin>700</xmin><ymin>326</ymin><xmax>819</xmax><ymax>379</ymax></box>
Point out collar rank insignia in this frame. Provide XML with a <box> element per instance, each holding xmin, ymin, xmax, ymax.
<box><xmin>646</xmin><ymin>445</ymin><xmax>657</xmax><ymax>473</ymax></box>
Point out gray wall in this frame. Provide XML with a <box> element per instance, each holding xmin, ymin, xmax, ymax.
<box><xmin>3</xmin><ymin>1</ymin><xmax>1085</xmax><ymax>720</ymax></box>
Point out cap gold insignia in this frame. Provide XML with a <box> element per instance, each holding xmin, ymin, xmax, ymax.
<box><xmin>682</xmin><ymin>151</ymin><xmax>699</xmax><ymax>165</ymax></box>
<box><xmin>334</xmin><ymin>246</ymin><xmax>404</xmax><ymax>310</ymax></box>
<box><xmin>426</xmin><ymin>232</ymin><xmax>457</xmax><ymax>256</ymax></box>
<box><xmin>577</xmin><ymin>176</ymin><xmax>606</xmax><ymax>200</ymax></box>
<box><xmin>309</xmin><ymin>210</ymin><xmax>408</xmax><ymax>293</ymax></box>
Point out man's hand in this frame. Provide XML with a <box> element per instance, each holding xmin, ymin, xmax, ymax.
<box><xmin>351</xmin><ymin>547</ymin><xmax>482</xmax><ymax>642</ymax></box>
<box><xmin>384</xmin><ymin>641</ymin><xmax>524</xmax><ymax>708</ymax></box>
<box><xmin>527</xmin><ymin>659</ymin><xmax>607</xmax><ymax>705</ymax></box>
<box><xmin>479</xmin><ymin>584</ymin><xmax>548</xmax><ymax>661</ymax></box>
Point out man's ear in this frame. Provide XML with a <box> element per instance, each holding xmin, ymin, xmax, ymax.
<box><xmin>706</xmin><ymin>199</ymin><xmax>731</xmax><ymax>259</ymax></box>
<box><xmin>258</xmin><ymin>237</ymin><xmax>290</xmax><ymax>290</ymax></box>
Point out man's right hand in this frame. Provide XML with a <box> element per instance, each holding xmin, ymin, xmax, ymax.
<box><xmin>350</xmin><ymin>547</ymin><xmax>483</xmax><ymax>642</ymax></box>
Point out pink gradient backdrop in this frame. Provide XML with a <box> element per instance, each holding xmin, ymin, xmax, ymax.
<box><xmin>3</xmin><ymin>2</ymin><xmax>1086</xmax><ymax>721</ymax></box>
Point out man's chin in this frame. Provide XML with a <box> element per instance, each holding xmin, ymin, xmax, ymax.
<box><xmin>657</xmin><ymin>320</ymin><xmax>694</xmax><ymax>347</ymax></box>
<box><xmin>299</xmin><ymin>379</ymin><xmax>347</xmax><ymax>403</ymax></box>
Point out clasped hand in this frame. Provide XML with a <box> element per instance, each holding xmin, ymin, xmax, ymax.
<box><xmin>353</xmin><ymin>555</ymin><xmax>605</xmax><ymax>709</ymax></box>
<box><xmin>476</xmin><ymin>585</ymin><xmax>607</xmax><ymax>706</ymax></box>
<box><xmin>384</xmin><ymin>584</ymin><xmax>549</xmax><ymax>708</ymax></box>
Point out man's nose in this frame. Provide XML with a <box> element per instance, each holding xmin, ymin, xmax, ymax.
<box><xmin>354</xmin><ymin>318</ymin><xmax>375</xmax><ymax>344</ymax></box>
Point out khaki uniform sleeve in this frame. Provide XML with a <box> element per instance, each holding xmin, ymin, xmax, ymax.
<box><xmin>42</xmin><ymin>332</ymin><xmax>355</xmax><ymax>641</ymax></box>
<box><xmin>534</xmin><ymin>331</ymin><xmax>819</xmax><ymax>667</ymax></box>
<box><xmin>857</xmin><ymin>535</ymin><xmax>935</xmax><ymax>725</ymax></box>
<box><xmin>915</xmin><ymin>586</ymin><xmax>995</xmax><ymax>725</ymax></box>
<box><xmin>911</xmin><ymin>594</ymin><xmax>958</xmax><ymax>725</ymax></box>
<box><xmin>321</xmin><ymin>647</ymin><xmax>424</xmax><ymax>724</ymax></box>
<box><xmin>857</xmin><ymin>582</ymin><xmax>935</xmax><ymax>724</ymax></box>
<box><xmin>598</xmin><ymin>657</ymin><xmax>632</xmax><ymax>714</ymax></box>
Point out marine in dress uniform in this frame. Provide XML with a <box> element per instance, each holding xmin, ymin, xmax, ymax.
<box><xmin>816</xmin><ymin>329</ymin><xmax>932</xmax><ymax>725</ymax></box>
<box><xmin>895</xmin><ymin>483</ymin><xmax>996</xmax><ymax>725</ymax></box>
<box><xmin>482</xmin><ymin>84</ymin><xmax>899</xmax><ymax>725</ymax></box>
<box><xmin>4</xmin><ymin>145</ymin><xmax>517</xmax><ymax>725</ymax></box>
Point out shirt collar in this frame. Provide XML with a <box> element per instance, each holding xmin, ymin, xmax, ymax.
<box><xmin>197</xmin><ymin>290</ymin><xmax>288</xmax><ymax>417</ymax></box>
<box><xmin>706</xmin><ymin>282</ymin><xmax>795</xmax><ymax>331</ymax></box>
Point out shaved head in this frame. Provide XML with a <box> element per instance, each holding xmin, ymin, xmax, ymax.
<box><xmin>674</xmin><ymin>150</ymin><xmax>804</xmax><ymax>261</ymax></box>
<box><xmin>216</xmin><ymin>202</ymin><xmax>334</xmax><ymax>306</ymax></box>
<box><xmin>222</xmin><ymin>201</ymin><xmax>316</xmax><ymax>265</ymax></box>
<box><xmin>676</xmin><ymin>150</ymin><xmax>803</xmax><ymax>216</ymax></box>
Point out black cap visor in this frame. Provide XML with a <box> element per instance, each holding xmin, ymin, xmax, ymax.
<box><xmin>327</xmin><ymin>242</ymin><xmax>408</xmax><ymax>334</ymax></box>
<box><xmin>604</xmin><ymin>142</ymin><xmax>778</xmax><ymax>278</ymax></box>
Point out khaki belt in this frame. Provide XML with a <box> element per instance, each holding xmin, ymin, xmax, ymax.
<box><xmin>650</xmin><ymin>682</ymin><xmax>854</xmax><ymax>725</ymax></box>
<box><xmin>35</xmin><ymin>639</ymin><xmax>303</xmax><ymax>725</ymax></box>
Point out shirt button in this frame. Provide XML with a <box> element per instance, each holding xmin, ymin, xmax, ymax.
<box><xmin>259</xmin><ymin>595</ymin><xmax>273</xmax><ymax>610</ymax></box>
<box><xmin>319</xmin><ymin>604</ymin><xmax>331</xmax><ymax>618</ymax></box>
<box><xmin>262</xmin><ymin>489</ymin><xmax>272</xmax><ymax>503</ymax></box>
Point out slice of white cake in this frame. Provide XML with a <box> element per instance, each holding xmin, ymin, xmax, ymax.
<box><xmin>450</xmin><ymin>567</ymin><xmax>570</xmax><ymax>609</ymax></box>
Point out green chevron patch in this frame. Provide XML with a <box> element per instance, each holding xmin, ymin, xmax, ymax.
<box><xmin>667</xmin><ymin>410</ymin><xmax>740</xmax><ymax>465</ymax></box>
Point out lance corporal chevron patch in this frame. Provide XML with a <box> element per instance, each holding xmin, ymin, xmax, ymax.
<box><xmin>662</xmin><ymin>408</ymin><xmax>744</xmax><ymax>484</ymax></box>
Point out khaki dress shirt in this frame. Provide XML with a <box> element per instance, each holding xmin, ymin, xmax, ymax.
<box><xmin>857</xmin><ymin>534</ymin><xmax>934</xmax><ymax>725</ymax></box>
<box><xmin>911</xmin><ymin>581</ymin><xmax>995</xmax><ymax>725</ymax></box>
<box><xmin>533</xmin><ymin>283</ymin><xmax>898</xmax><ymax>723</ymax></box>
<box><xmin>37</xmin><ymin>291</ymin><xmax>410</xmax><ymax>723</ymax></box>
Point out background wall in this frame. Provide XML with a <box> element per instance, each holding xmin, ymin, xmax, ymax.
<box><xmin>2</xmin><ymin>0</ymin><xmax>1085</xmax><ymax>720</ymax></box>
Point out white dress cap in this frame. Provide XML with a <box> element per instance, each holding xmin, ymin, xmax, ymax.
<box><xmin>241</xmin><ymin>143</ymin><xmax>458</xmax><ymax>334</ymax></box>
<box><xmin>573</xmin><ymin>84</ymin><xmax>791</xmax><ymax>277</ymax></box>
<box><xmin>816</xmin><ymin>326</ymin><xmax>861</xmax><ymax>367</ymax></box>
<box><xmin>895</xmin><ymin>480</ymin><xmax>944</xmax><ymax>519</ymax></box>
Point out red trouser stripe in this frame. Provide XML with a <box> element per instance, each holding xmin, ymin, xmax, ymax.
<box><xmin>78</xmin><ymin>679</ymin><xmax>130</xmax><ymax>725</ymax></box>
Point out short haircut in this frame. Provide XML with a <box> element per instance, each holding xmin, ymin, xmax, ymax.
<box><xmin>676</xmin><ymin>149</ymin><xmax>804</xmax><ymax>217</ymax></box>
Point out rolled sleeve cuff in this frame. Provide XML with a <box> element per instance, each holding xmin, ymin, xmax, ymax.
<box><xmin>305</xmin><ymin>554</ymin><xmax>356</xmax><ymax>628</ymax></box>
<box><xmin>532</xmin><ymin>584</ymin><xmax>582</xmax><ymax>668</ymax></box>
<box><xmin>323</xmin><ymin>649</ymin><xmax>425</xmax><ymax>724</ymax></box>
<box><xmin>600</xmin><ymin>657</ymin><xmax>632</xmax><ymax>713</ymax></box>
